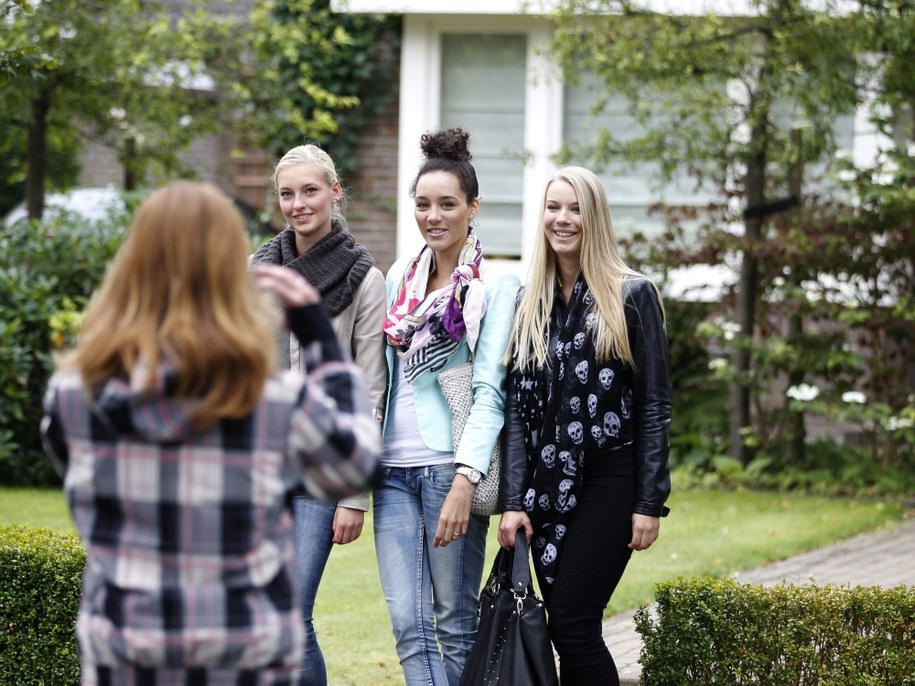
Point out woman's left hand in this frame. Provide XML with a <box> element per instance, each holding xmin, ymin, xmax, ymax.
<box><xmin>433</xmin><ymin>477</ymin><xmax>475</xmax><ymax>548</ymax></box>
<box><xmin>331</xmin><ymin>506</ymin><xmax>365</xmax><ymax>545</ymax></box>
<box><xmin>629</xmin><ymin>513</ymin><xmax>661</xmax><ymax>551</ymax></box>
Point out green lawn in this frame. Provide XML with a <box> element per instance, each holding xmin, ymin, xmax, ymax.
<box><xmin>0</xmin><ymin>484</ymin><xmax>905</xmax><ymax>685</ymax></box>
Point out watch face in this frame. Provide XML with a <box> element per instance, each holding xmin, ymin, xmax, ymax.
<box><xmin>458</xmin><ymin>467</ymin><xmax>481</xmax><ymax>483</ymax></box>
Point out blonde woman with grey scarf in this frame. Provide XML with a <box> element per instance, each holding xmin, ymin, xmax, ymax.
<box><xmin>251</xmin><ymin>145</ymin><xmax>387</xmax><ymax>686</ymax></box>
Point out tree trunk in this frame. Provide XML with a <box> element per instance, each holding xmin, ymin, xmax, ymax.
<box><xmin>786</xmin><ymin>127</ymin><xmax>806</xmax><ymax>466</ymax></box>
<box><xmin>123</xmin><ymin>135</ymin><xmax>137</xmax><ymax>191</ymax></box>
<box><xmin>729</xmin><ymin>107</ymin><xmax>769</xmax><ymax>467</ymax></box>
<box><xmin>26</xmin><ymin>89</ymin><xmax>52</xmax><ymax>221</ymax></box>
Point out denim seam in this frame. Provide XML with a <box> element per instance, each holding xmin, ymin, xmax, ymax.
<box><xmin>415</xmin><ymin>504</ymin><xmax>435</xmax><ymax>685</ymax></box>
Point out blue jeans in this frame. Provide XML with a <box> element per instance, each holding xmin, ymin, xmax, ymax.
<box><xmin>292</xmin><ymin>495</ymin><xmax>335</xmax><ymax>686</ymax></box>
<box><xmin>373</xmin><ymin>464</ymin><xmax>489</xmax><ymax>686</ymax></box>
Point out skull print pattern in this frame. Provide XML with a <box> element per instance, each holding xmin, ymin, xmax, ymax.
<box><xmin>509</xmin><ymin>274</ymin><xmax>634</xmax><ymax>585</ymax></box>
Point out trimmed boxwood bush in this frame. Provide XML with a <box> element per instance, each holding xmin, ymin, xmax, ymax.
<box><xmin>0</xmin><ymin>524</ymin><xmax>85</xmax><ymax>685</ymax></box>
<box><xmin>635</xmin><ymin>577</ymin><xmax>915</xmax><ymax>685</ymax></box>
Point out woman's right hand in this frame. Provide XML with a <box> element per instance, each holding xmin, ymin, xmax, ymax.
<box><xmin>498</xmin><ymin>510</ymin><xmax>533</xmax><ymax>549</ymax></box>
<box><xmin>253</xmin><ymin>264</ymin><xmax>320</xmax><ymax>308</ymax></box>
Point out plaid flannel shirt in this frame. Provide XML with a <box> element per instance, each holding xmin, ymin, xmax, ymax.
<box><xmin>40</xmin><ymin>304</ymin><xmax>379</xmax><ymax>683</ymax></box>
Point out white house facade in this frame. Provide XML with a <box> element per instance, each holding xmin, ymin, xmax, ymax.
<box><xmin>333</xmin><ymin>0</ymin><xmax>884</xmax><ymax>293</ymax></box>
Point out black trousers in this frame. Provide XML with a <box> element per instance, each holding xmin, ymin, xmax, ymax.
<box><xmin>535</xmin><ymin>450</ymin><xmax>636</xmax><ymax>686</ymax></box>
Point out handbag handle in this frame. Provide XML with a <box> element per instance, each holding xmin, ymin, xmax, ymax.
<box><xmin>511</xmin><ymin>529</ymin><xmax>532</xmax><ymax>594</ymax></box>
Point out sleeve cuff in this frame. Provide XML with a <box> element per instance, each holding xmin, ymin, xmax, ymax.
<box><xmin>286</xmin><ymin>303</ymin><xmax>334</xmax><ymax>343</ymax></box>
<box><xmin>634</xmin><ymin>503</ymin><xmax>671</xmax><ymax>518</ymax></box>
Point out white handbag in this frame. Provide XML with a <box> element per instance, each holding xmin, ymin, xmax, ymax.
<box><xmin>437</xmin><ymin>362</ymin><xmax>502</xmax><ymax>516</ymax></box>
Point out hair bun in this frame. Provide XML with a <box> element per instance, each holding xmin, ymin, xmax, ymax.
<box><xmin>419</xmin><ymin>128</ymin><xmax>472</xmax><ymax>163</ymax></box>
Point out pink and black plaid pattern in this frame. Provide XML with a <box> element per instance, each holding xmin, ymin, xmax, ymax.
<box><xmin>41</xmin><ymin>304</ymin><xmax>380</xmax><ymax>684</ymax></box>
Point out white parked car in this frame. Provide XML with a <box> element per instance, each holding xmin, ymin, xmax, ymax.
<box><xmin>3</xmin><ymin>187</ymin><xmax>127</xmax><ymax>225</ymax></box>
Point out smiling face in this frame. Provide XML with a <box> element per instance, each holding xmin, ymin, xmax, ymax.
<box><xmin>543</xmin><ymin>179</ymin><xmax>583</xmax><ymax>264</ymax></box>
<box><xmin>413</xmin><ymin>170</ymin><xmax>479</xmax><ymax>269</ymax></box>
<box><xmin>276</xmin><ymin>161</ymin><xmax>342</xmax><ymax>255</ymax></box>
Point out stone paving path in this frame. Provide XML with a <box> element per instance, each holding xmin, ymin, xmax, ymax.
<box><xmin>604</xmin><ymin>515</ymin><xmax>915</xmax><ymax>685</ymax></box>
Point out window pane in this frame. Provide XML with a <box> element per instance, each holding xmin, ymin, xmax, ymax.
<box><xmin>563</xmin><ymin>74</ymin><xmax>711</xmax><ymax>237</ymax></box>
<box><xmin>441</xmin><ymin>33</ymin><xmax>526</xmax><ymax>258</ymax></box>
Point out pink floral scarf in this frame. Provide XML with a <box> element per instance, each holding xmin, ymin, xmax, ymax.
<box><xmin>383</xmin><ymin>230</ymin><xmax>486</xmax><ymax>381</ymax></box>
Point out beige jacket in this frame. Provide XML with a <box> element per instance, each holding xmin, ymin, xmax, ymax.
<box><xmin>288</xmin><ymin>266</ymin><xmax>388</xmax><ymax>510</ymax></box>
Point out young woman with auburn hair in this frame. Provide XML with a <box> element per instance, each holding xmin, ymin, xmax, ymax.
<box><xmin>41</xmin><ymin>181</ymin><xmax>380</xmax><ymax>686</ymax></box>
<box><xmin>71</xmin><ymin>181</ymin><xmax>277</xmax><ymax>422</ymax></box>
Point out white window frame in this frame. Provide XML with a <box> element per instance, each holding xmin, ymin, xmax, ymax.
<box><xmin>396</xmin><ymin>14</ymin><xmax>560</xmax><ymax>276</ymax></box>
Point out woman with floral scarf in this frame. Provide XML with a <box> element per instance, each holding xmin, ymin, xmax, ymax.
<box><xmin>375</xmin><ymin>128</ymin><xmax>519</xmax><ymax>686</ymax></box>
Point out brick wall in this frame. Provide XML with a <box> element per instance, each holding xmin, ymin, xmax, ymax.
<box><xmin>233</xmin><ymin>92</ymin><xmax>401</xmax><ymax>273</ymax></box>
<box><xmin>78</xmin><ymin>78</ymin><xmax>400</xmax><ymax>275</ymax></box>
<box><xmin>344</xmin><ymin>93</ymin><xmax>400</xmax><ymax>274</ymax></box>
<box><xmin>181</xmin><ymin>131</ymin><xmax>236</xmax><ymax>195</ymax></box>
<box><xmin>78</xmin><ymin>142</ymin><xmax>121</xmax><ymax>188</ymax></box>
<box><xmin>79</xmin><ymin>129</ymin><xmax>236</xmax><ymax>197</ymax></box>
<box><xmin>233</xmin><ymin>144</ymin><xmax>275</xmax><ymax>224</ymax></box>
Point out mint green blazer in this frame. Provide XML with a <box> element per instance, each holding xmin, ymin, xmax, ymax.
<box><xmin>382</xmin><ymin>258</ymin><xmax>520</xmax><ymax>477</ymax></box>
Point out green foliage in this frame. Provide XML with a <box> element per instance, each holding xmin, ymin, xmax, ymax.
<box><xmin>550</xmin><ymin>0</ymin><xmax>862</xmax><ymax>186</ymax></box>
<box><xmin>674</xmin><ymin>446</ymin><xmax>915</xmax><ymax>497</ymax></box>
<box><xmin>0</xmin><ymin>0</ymin><xmax>240</xmax><ymax>202</ymax></box>
<box><xmin>0</xmin><ymin>524</ymin><xmax>85</xmax><ymax>686</ymax></box>
<box><xmin>636</xmin><ymin>578</ymin><xmax>915</xmax><ymax>685</ymax></box>
<box><xmin>557</xmin><ymin>0</ymin><xmax>914</xmax><ymax>484</ymax></box>
<box><xmin>661</xmin><ymin>298</ymin><xmax>731</xmax><ymax>463</ymax></box>
<box><xmin>0</xmin><ymin>204</ymin><xmax>137</xmax><ymax>485</ymax></box>
<box><xmin>238</xmin><ymin>0</ymin><xmax>400</xmax><ymax>177</ymax></box>
<box><xmin>0</xmin><ymin>123</ymin><xmax>79</xmax><ymax>217</ymax></box>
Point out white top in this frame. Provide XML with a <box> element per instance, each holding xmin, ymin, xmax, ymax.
<box><xmin>382</xmin><ymin>359</ymin><xmax>453</xmax><ymax>468</ymax></box>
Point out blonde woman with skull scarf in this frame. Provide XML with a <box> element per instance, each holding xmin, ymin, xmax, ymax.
<box><xmin>497</xmin><ymin>166</ymin><xmax>672</xmax><ymax>686</ymax></box>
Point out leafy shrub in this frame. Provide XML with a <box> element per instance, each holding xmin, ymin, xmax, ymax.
<box><xmin>241</xmin><ymin>0</ymin><xmax>401</xmax><ymax>178</ymax></box>
<box><xmin>0</xmin><ymin>204</ymin><xmax>136</xmax><ymax>485</ymax></box>
<box><xmin>662</xmin><ymin>298</ymin><xmax>731</xmax><ymax>467</ymax></box>
<box><xmin>636</xmin><ymin>577</ymin><xmax>915</xmax><ymax>685</ymax></box>
<box><xmin>0</xmin><ymin>524</ymin><xmax>85</xmax><ymax>685</ymax></box>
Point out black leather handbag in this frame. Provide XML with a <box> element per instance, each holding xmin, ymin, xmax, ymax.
<box><xmin>460</xmin><ymin>530</ymin><xmax>559</xmax><ymax>686</ymax></box>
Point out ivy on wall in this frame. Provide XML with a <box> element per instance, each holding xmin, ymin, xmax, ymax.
<box><xmin>237</xmin><ymin>0</ymin><xmax>400</xmax><ymax>178</ymax></box>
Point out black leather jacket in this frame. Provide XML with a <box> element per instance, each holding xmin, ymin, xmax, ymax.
<box><xmin>498</xmin><ymin>279</ymin><xmax>672</xmax><ymax>517</ymax></box>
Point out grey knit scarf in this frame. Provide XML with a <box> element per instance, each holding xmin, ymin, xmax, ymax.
<box><xmin>251</xmin><ymin>219</ymin><xmax>374</xmax><ymax>317</ymax></box>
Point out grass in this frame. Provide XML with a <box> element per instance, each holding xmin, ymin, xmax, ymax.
<box><xmin>0</xmin><ymin>484</ymin><xmax>906</xmax><ymax>684</ymax></box>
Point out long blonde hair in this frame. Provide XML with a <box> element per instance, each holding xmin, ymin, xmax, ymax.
<box><xmin>507</xmin><ymin>166</ymin><xmax>657</xmax><ymax>370</ymax></box>
<box><xmin>64</xmin><ymin>181</ymin><xmax>277</xmax><ymax>426</ymax></box>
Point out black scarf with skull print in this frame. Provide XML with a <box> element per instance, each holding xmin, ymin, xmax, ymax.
<box><xmin>510</xmin><ymin>274</ymin><xmax>634</xmax><ymax>585</ymax></box>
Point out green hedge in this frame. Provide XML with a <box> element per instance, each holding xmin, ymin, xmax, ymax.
<box><xmin>0</xmin><ymin>195</ymin><xmax>266</xmax><ymax>486</ymax></box>
<box><xmin>0</xmin><ymin>525</ymin><xmax>85</xmax><ymax>685</ymax></box>
<box><xmin>635</xmin><ymin>577</ymin><xmax>915</xmax><ymax>685</ymax></box>
<box><xmin>0</xmin><ymin>208</ymin><xmax>133</xmax><ymax>485</ymax></box>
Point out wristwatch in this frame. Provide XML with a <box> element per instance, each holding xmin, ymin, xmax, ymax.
<box><xmin>455</xmin><ymin>465</ymin><xmax>482</xmax><ymax>485</ymax></box>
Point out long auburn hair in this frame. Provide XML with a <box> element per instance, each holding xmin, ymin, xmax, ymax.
<box><xmin>507</xmin><ymin>166</ymin><xmax>660</xmax><ymax>371</ymax></box>
<box><xmin>64</xmin><ymin>181</ymin><xmax>277</xmax><ymax>426</ymax></box>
